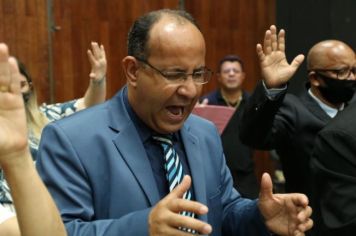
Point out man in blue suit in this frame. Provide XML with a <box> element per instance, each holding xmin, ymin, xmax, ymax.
<box><xmin>36</xmin><ymin>9</ymin><xmax>313</xmax><ymax>235</ymax></box>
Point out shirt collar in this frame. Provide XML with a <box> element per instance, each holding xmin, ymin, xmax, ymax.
<box><xmin>123</xmin><ymin>88</ymin><xmax>179</xmax><ymax>142</ymax></box>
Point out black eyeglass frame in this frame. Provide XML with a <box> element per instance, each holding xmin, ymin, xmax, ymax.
<box><xmin>135</xmin><ymin>57</ymin><xmax>212</xmax><ymax>85</ymax></box>
<box><xmin>311</xmin><ymin>67</ymin><xmax>356</xmax><ymax>80</ymax></box>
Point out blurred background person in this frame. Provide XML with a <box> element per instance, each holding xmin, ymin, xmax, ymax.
<box><xmin>0</xmin><ymin>42</ymin><xmax>66</xmax><ymax>236</ymax></box>
<box><xmin>239</xmin><ymin>27</ymin><xmax>356</xmax><ymax>202</ymax></box>
<box><xmin>21</xmin><ymin>42</ymin><xmax>107</xmax><ymax>159</ymax></box>
<box><xmin>200</xmin><ymin>55</ymin><xmax>259</xmax><ymax>198</ymax></box>
<box><xmin>0</xmin><ymin>41</ymin><xmax>107</xmax><ymax>212</ymax></box>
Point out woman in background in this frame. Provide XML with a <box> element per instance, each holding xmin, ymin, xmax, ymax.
<box><xmin>0</xmin><ymin>42</ymin><xmax>66</xmax><ymax>236</ymax></box>
<box><xmin>0</xmin><ymin>41</ymin><xmax>107</xmax><ymax>212</ymax></box>
<box><xmin>20</xmin><ymin>42</ymin><xmax>107</xmax><ymax>158</ymax></box>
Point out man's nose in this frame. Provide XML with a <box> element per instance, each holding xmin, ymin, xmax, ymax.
<box><xmin>177</xmin><ymin>76</ymin><xmax>200</xmax><ymax>99</ymax></box>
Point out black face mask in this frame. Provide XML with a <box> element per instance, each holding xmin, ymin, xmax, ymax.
<box><xmin>317</xmin><ymin>73</ymin><xmax>356</xmax><ymax>104</ymax></box>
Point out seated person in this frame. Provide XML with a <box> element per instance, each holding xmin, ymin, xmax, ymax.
<box><xmin>0</xmin><ymin>42</ymin><xmax>107</xmax><ymax>212</ymax></box>
<box><xmin>20</xmin><ymin>41</ymin><xmax>107</xmax><ymax>159</ymax></box>
<box><xmin>0</xmin><ymin>43</ymin><xmax>66</xmax><ymax>236</ymax></box>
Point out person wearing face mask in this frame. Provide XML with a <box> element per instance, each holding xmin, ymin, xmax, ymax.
<box><xmin>239</xmin><ymin>27</ymin><xmax>356</xmax><ymax>203</ymax></box>
<box><xmin>0</xmin><ymin>42</ymin><xmax>107</xmax><ymax>213</ymax></box>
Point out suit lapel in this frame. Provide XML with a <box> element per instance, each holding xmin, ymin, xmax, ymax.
<box><xmin>301</xmin><ymin>91</ymin><xmax>332</xmax><ymax>123</ymax></box>
<box><xmin>107</xmin><ymin>88</ymin><xmax>209</xmax><ymax>216</ymax></box>
<box><xmin>108</xmin><ymin>88</ymin><xmax>160</xmax><ymax>206</ymax></box>
<box><xmin>181</xmin><ymin>124</ymin><xmax>208</xmax><ymax>222</ymax></box>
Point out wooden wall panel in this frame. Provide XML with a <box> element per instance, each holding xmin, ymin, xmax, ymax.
<box><xmin>185</xmin><ymin>0</ymin><xmax>276</xmax><ymax>96</ymax></box>
<box><xmin>0</xmin><ymin>0</ymin><xmax>49</xmax><ymax>103</ymax></box>
<box><xmin>185</xmin><ymin>0</ymin><xmax>276</xmax><ymax>181</ymax></box>
<box><xmin>0</xmin><ymin>0</ymin><xmax>276</xmax><ymax>183</ymax></box>
<box><xmin>52</xmin><ymin>0</ymin><xmax>275</xmax><ymax>102</ymax></box>
<box><xmin>0</xmin><ymin>0</ymin><xmax>275</xmax><ymax>105</ymax></box>
<box><xmin>52</xmin><ymin>0</ymin><xmax>181</xmax><ymax>102</ymax></box>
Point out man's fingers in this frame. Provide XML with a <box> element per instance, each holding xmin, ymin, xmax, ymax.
<box><xmin>91</xmin><ymin>42</ymin><xmax>100</xmax><ymax>57</ymax></box>
<box><xmin>285</xmin><ymin>195</ymin><xmax>311</xmax><ymax>234</ymax></box>
<box><xmin>0</xmin><ymin>43</ymin><xmax>9</xmax><ymax>62</ymax></box>
<box><xmin>87</xmin><ymin>49</ymin><xmax>96</xmax><ymax>66</ymax></box>
<box><xmin>170</xmin><ymin>214</ymin><xmax>212</xmax><ymax>235</ymax></box>
<box><xmin>100</xmin><ymin>44</ymin><xmax>106</xmax><ymax>58</ymax></box>
<box><xmin>169</xmin><ymin>175</ymin><xmax>192</xmax><ymax>199</ymax></box>
<box><xmin>277</xmin><ymin>29</ymin><xmax>286</xmax><ymax>52</ymax></box>
<box><xmin>256</xmin><ymin>44</ymin><xmax>265</xmax><ymax>62</ymax></box>
<box><xmin>169</xmin><ymin>198</ymin><xmax>208</xmax><ymax>216</ymax></box>
<box><xmin>8</xmin><ymin>57</ymin><xmax>19</xmax><ymax>73</ymax></box>
<box><xmin>263</xmin><ymin>29</ymin><xmax>272</xmax><ymax>55</ymax></box>
<box><xmin>0</xmin><ymin>44</ymin><xmax>11</xmax><ymax>90</ymax></box>
<box><xmin>297</xmin><ymin>205</ymin><xmax>312</xmax><ymax>222</ymax></box>
<box><xmin>293</xmin><ymin>230</ymin><xmax>305</xmax><ymax>236</ymax></box>
<box><xmin>270</xmin><ymin>25</ymin><xmax>278</xmax><ymax>51</ymax></box>
<box><xmin>259</xmin><ymin>172</ymin><xmax>274</xmax><ymax>200</ymax></box>
<box><xmin>291</xmin><ymin>54</ymin><xmax>305</xmax><ymax>69</ymax></box>
<box><xmin>8</xmin><ymin>57</ymin><xmax>21</xmax><ymax>93</ymax></box>
<box><xmin>290</xmin><ymin>193</ymin><xmax>309</xmax><ymax>208</ymax></box>
<box><xmin>297</xmin><ymin>218</ymin><xmax>313</xmax><ymax>233</ymax></box>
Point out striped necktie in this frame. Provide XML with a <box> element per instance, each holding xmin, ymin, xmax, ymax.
<box><xmin>152</xmin><ymin>134</ymin><xmax>196</xmax><ymax>233</ymax></box>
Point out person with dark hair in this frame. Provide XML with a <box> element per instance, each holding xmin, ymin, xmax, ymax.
<box><xmin>201</xmin><ymin>55</ymin><xmax>246</xmax><ymax>107</ymax></box>
<box><xmin>199</xmin><ymin>55</ymin><xmax>259</xmax><ymax>199</ymax></box>
<box><xmin>239</xmin><ymin>25</ymin><xmax>356</xmax><ymax>201</ymax></box>
<box><xmin>36</xmin><ymin>9</ymin><xmax>313</xmax><ymax>235</ymax></box>
<box><xmin>0</xmin><ymin>43</ymin><xmax>66</xmax><ymax>236</ymax></box>
<box><xmin>0</xmin><ymin>42</ymin><xmax>107</xmax><ymax>213</ymax></box>
<box><xmin>20</xmin><ymin>42</ymin><xmax>107</xmax><ymax>159</ymax></box>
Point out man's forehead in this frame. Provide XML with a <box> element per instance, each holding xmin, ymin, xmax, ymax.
<box><xmin>147</xmin><ymin>19</ymin><xmax>205</xmax><ymax>56</ymax></box>
<box><xmin>150</xmin><ymin>16</ymin><xmax>198</xmax><ymax>37</ymax></box>
<box><xmin>309</xmin><ymin>44</ymin><xmax>354</xmax><ymax>68</ymax></box>
<box><xmin>222</xmin><ymin>61</ymin><xmax>241</xmax><ymax>67</ymax></box>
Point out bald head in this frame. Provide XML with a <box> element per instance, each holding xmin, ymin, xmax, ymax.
<box><xmin>307</xmin><ymin>40</ymin><xmax>355</xmax><ymax>70</ymax></box>
<box><xmin>123</xmin><ymin>9</ymin><xmax>206</xmax><ymax>134</ymax></box>
<box><xmin>127</xmin><ymin>9</ymin><xmax>200</xmax><ymax>60</ymax></box>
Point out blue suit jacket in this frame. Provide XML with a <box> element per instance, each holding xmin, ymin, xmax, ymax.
<box><xmin>36</xmin><ymin>87</ymin><xmax>269</xmax><ymax>236</ymax></box>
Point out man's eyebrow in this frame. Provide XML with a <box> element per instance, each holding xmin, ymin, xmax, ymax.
<box><xmin>164</xmin><ymin>66</ymin><xmax>206</xmax><ymax>73</ymax></box>
<box><xmin>193</xmin><ymin>66</ymin><xmax>206</xmax><ymax>72</ymax></box>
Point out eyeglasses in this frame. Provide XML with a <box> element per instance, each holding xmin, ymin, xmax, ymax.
<box><xmin>221</xmin><ymin>68</ymin><xmax>242</xmax><ymax>74</ymax></box>
<box><xmin>313</xmin><ymin>67</ymin><xmax>356</xmax><ymax>80</ymax></box>
<box><xmin>136</xmin><ymin>57</ymin><xmax>212</xmax><ymax>85</ymax></box>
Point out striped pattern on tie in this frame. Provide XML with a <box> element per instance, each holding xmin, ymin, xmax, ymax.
<box><xmin>153</xmin><ymin>134</ymin><xmax>196</xmax><ymax>234</ymax></box>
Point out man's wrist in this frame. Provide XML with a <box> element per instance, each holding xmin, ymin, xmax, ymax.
<box><xmin>1</xmin><ymin>149</ymin><xmax>32</xmax><ymax>174</ymax></box>
<box><xmin>262</xmin><ymin>80</ymin><xmax>287</xmax><ymax>100</ymax></box>
<box><xmin>90</xmin><ymin>76</ymin><xmax>106</xmax><ymax>85</ymax></box>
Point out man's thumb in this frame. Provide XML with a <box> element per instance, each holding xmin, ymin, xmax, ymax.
<box><xmin>171</xmin><ymin>175</ymin><xmax>191</xmax><ymax>198</ymax></box>
<box><xmin>291</xmin><ymin>54</ymin><xmax>305</xmax><ymax>69</ymax></box>
<box><xmin>259</xmin><ymin>172</ymin><xmax>274</xmax><ymax>200</ymax></box>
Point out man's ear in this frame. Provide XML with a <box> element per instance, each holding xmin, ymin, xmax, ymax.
<box><xmin>122</xmin><ymin>56</ymin><xmax>140</xmax><ymax>87</ymax></box>
<box><xmin>308</xmin><ymin>71</ymin><xmax>320</xmax><ymax>86</ymax></box>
